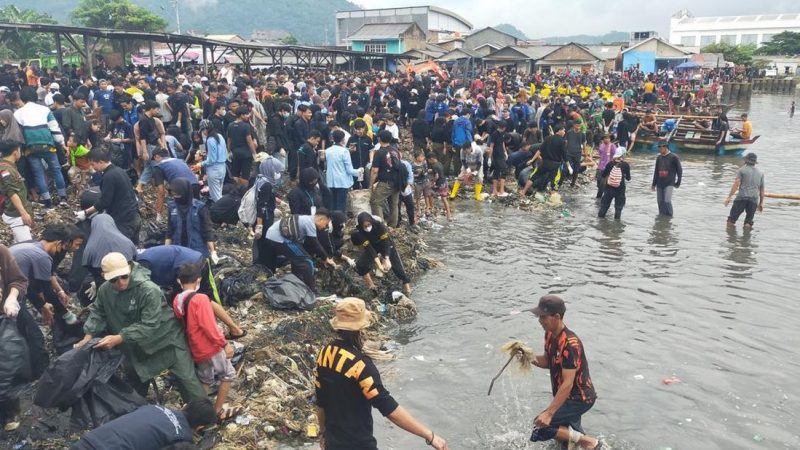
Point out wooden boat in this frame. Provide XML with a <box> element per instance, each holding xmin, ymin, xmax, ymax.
<box><xmin>630</xmin><ymin>113</ymin><xmax>760</xmax><ymax>155</ymax></box>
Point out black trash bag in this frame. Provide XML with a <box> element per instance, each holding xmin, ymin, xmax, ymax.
<box><xmin>34</xmin><ymin>339</ymin><xmax>125</xmax><ymax>408</ymax></box>
<box><xmin>141</xmin><ymin>221</ymin><xmax>167</xmax><ymax>248</ymax></box>
<box><xmin>0</xmin><ymin>316</ymin><xmax>32</xmax><ymax>402</ymax></box>
<box><xmin>70</xmin><ymin>375</ymin><xmax>145</xmax><ymax>431</ymax></box>
<box><xmin>35</xmin><ymin>340</ymin><xmax>146</xmax><ymax>430</ymax></box>
<box><xmin>265</xmin><ymin>274</ymin><xmax>317</xmax><ymax>310</ymax></box>
<box><xmin>51</xmin><ymin>314</ymin><xmax>85</xmax><ymax>356</ymax></box>
<box><xmin>217</xmin><ymin>264</ymin><xmax>273</xmax><ymax>306</ymax></box>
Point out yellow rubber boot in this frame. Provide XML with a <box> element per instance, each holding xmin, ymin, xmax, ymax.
<box><xmin>474</xmin><ymin>183</ymin><xmax>483</xmax><ymax>201</ymax></box>
<box><xmin>449</xmin><ymin>180</ymin><xmax>461</xmax><ymax>199</ymax></box>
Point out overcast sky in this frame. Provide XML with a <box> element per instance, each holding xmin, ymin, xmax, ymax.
<box><xmin>355</xmin><ymin>0</ymin><xmax>799</xmax><ymax>37</ymax></box>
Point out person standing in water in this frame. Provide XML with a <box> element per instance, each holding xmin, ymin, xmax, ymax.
<box><xmin>790</xmin><ymin>101</ymin><xmax>795</xmax><ymax>118</ymax></box>
<box><xmin>724</xmin><ymin>153</ymin><xmax>764</xmax><ymax>229</ymax></box>
<box><xmin>524</xmin><ymin>295</ymin><xmax>604</xmax><ymax>450</ymax></box>
<box><xmin>652</xmin><ymin>142</ymin><xmax>682</xmax><ymax>217</ymax></box>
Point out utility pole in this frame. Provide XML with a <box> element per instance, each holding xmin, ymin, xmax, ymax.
<box><xmin>171</xmin><ymin>0</ymin><xmax>181</xmax><ymax>34</ymax></box>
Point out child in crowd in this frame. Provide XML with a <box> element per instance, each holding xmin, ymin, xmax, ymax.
<box><xmin>427</xmin><ymin>153</ymin><xmax>452</xmax><ymax>220</ymax></box>
<box><xmin>412</xmin><ymin>151</ymin><xmax>433</xmax><ymax>219</ymax></box>
<box><xmin>172</xmin><ymin>262</ymin><xmax>237</xmax><ymax>419</ymax></box>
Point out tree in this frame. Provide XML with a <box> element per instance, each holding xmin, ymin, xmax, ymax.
<box><xmin>755</xmin><ymin>31</ymin><xmax>800</xmax><ymax>56</ymax></box>
<box><xmin>70</xmin><ymin>0</ymin><xmax>167</xmax><ymax>32</ymax></box>
<box><xmin>701</xmin><ymin>42</ymin><xmax>756</xmax><ymax>66</ymax></box>
<box><xmin>279</xmin><ymin>35</ymin><xmax>299</xmax><ymax>45</ymax></box>
<box><xmin>0</xmin><ymin>5</ymin><xmax>57</xmax><ymax>59</ymax></box>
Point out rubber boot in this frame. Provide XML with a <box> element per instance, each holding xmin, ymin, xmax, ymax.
<box><xmin>474</xmin><ymin>183</ymin><xmax>483</xmax><ymax>201</ymax></box>
<box><xmin>449</xmin><ymin>180</ymin><xmax>461</xmax><ymax>199</ymax></box>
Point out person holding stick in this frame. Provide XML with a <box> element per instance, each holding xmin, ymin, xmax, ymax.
<box><xmin>522</xmin><ymin>295</ymin><xmax>604</xmax><ymax>450</ymax></box>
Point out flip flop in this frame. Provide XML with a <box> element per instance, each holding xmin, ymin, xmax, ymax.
<box><xmin>224</xmin><ymin>329</ymin><xmax>247</xmax><ymax>341</ymax></box>
<box><xmin>217</xmin><ymin>406</ymin><xmax>244</xmax><ymax>423</ymax></box>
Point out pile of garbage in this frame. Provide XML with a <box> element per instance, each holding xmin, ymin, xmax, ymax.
<box><xmin>0</xmin><ymin>191</ymin><xmax>437</xmax><ymax>450</ymax></box>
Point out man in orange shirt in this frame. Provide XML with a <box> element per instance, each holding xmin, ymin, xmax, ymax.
<box><xmin>612</xmin><ymin>93</ymin><xmax>624</xmax><ymax>112</ymax></box>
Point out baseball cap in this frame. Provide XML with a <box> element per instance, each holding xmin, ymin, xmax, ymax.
<box><xmin>101</xmin><ymin>252</ymin><xmax>131</xmax><ymax>281</ymax></box>
<box><xmin>49</xmin><ymin>82</ymin><xmax>60</xmax><ymax>89</ymax></box>
<box><xmin>527</xmin><ymin>295</ymin><xmax>566</xmax><ymax>317</ymax></box>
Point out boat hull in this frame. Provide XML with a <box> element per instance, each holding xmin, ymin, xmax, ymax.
<box><xmin>633</xmin><ymin>136</ymin><xmax>758</xmax><ymax>156</ymax></box>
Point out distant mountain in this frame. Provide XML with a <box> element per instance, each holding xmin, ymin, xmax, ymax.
<box><xmin>537</xmin><ymin>31</ymin><xmax>630</xmax><ymax>45</ymax></box>
<box><xmin>493</xmin><ymin>23</ymin><xmax>529</xmax><ymax>40</ymax></box>
<box><xmin>12</xmin><ymin>0</ymin><xmax>360</xmax><ymax>45</ymax></box>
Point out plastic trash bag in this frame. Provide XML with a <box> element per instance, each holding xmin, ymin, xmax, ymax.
<box><xmin>265</xmin><ymin>274</ymin><xmax>317</xmax><ymax>310</ymax></box>
<box><xmin>217</xmin><ymin>264</ymin><xmax>273</xmax><ymax>306</ymax></box>
<box><xmin>0</xmin><ymin>316</ymin><xmax>32</xmax><ymax>402</ymax></box>
<box><xmin>34</xmin><ymin>339</ymin><xmax>146</xmax><ymax>430</ymax></box>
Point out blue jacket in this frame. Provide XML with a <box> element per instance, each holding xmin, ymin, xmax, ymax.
<box><xmin>325</xmin><ymin>145</ymin><xmax>360</xmax><ymax>189</ymax></box>
<box><xmin>157</xmin><ymin>158</ymin><xmax>199</xmax><ymax>185</ymax></box>
<box><xmin>451</xmin><ymin>116</ymin><xmax>473</xmax><ymax>147</ymax></box>
<box><xmin>168</xmin><ymin>199</ymin><xmax>208</xmax><ymax>256</ymax></box>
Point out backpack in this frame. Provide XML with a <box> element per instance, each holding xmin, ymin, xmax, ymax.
<box><xmin>452</xmin><ymin>118</ymin><xmax>470</xmax><ymax>147</ymax></box>
<box><xmin>388</xmin><ymin>148</ymin><xmax>409</xmax><ymax>191</ymax></box>
<box><xmin>237</xmin><ymin>184</ymin><xmax>258</xmax><ymax>225</ymax></box>
<box><xmin>607</xmin><ymin>164</ymin><xmax>623</xmax><ymax>188</ymax></box>
<box><xmin>279</xmin><ymin>214</ymin><xmax>302</xmax><ymax>241</ymax></box>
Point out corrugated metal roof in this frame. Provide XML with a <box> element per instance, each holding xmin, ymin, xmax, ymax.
<box><xmin>346</xmin><ymin>23</ymin><xmax>416</xmax><ymax>41</ymax></box>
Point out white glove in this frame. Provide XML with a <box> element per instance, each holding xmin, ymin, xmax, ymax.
<box><xmin>210</xmin><ymin>251</ymin><xmax>220</xmax><ymax>265</ymax></box>
<box><xmin>365</xmin><ymin>162</ymin><xmax>372</xmax><ymax>171</ymax></box>
<box><xmin>85</xmin><ymin>281</ymin><xmax>97</xmax><ymax>301</ymax></box>
<box><xmin>357</xmin><ymin>167</ymin><xmax>365</xmax><ymax>176</ymax></box>
<box><xmin>254</xmin><ymin>224</ymin><xmax>263</xmax><ymax>237</ymax></box>
<box><xmin>279</xmin><ymin>149</ymin><xmax>287</xmax><ymax>158</ymax></box>
<box><xmin>343</xmin><ymin>256</ymin><xmax>356</xmax><ymax>269</ymax></box>
<box><xmin>156</xmin><ymin>213</ymin><xmax>163</xmax><ymax>222</ymax></box>
<box><xmin>3</xmin><ymin>296</ymin><xmax>20</xmax><ymax>317</ymax></box>
<box><xmin>74</xmin><ymin>210</ymin><xmax>87</xmax><ymax>221</ymax></box>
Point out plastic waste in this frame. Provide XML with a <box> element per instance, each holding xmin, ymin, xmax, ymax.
<box><xmin>562</xmin><ymin>208</ymin><xmax>572</xmax><ymax>218</ymax></box>
<box><xmin>0</xmin><ymin>316</ymin><xmax>32</xmax><ymax>402</ymax></box>
<box><xmin>662</xmin><ymin>376</ymin><xmax>682</xmax><ymax>385</ymax></box>
<box><xmin>264</xmin><ymin>274</ymin><xmax>317</xmax><ymax>310</ymax></box>
<box><xmin>633</xmin><ymin>374</ymin><xmax>645</xmax><ymax>380</ymax></box>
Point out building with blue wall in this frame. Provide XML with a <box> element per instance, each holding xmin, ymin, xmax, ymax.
<box><xmin>622</xmin><ymin>37</ymin><xmax>689</xmax><ymax>73</ymax></box>
<box><xmin>346</xmin><ymin>22</ymin><xmax>427</xmax><ymax>55</ymax></box>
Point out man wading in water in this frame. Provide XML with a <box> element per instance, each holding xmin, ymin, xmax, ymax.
<box><xmin>523</xmin><ymin>295</ymin><xmax>603</xmax><ymax>450</ymax></box>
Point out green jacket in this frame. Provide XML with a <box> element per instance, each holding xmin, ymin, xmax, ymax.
<box><xmin>84</xmin><ymin>263</ymin><xmax>191</xmax><ymax>382</ymax></box>
<box><xmin>0</xmin><ymin>160</ymin><xmax>31</xmax><ymax>218</ymax></box>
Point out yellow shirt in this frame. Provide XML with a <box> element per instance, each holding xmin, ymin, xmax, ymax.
<box><xmin>643</xmin><ymin>81</ymin><xmax>655</xmax><ymax>94</ymax></box>
<box><xmin>741</xmin><ymin>120</ymin><xmax>752</xmax><ymax>139</ymax></box>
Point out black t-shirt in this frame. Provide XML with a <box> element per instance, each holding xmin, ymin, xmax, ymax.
<box><xmin>372</xmin><ymin>146</ymin><xmax>396</xmax><ymax>183</ymax></box>
<box><xmin>490</xmin><ymin>130</ymin><xmax>507</xmax><ymax>161</ymax></box>
<box><xmin>430</xmin><ymin>161</ymin><xmax>445</xmax><ymax>188</ymax></box>
<box><xmin>138</xmin><ymin>115</ymin><xmax>161</xmax><ymax>145</ymax></box>
<box><xmin>315</xmin><ymin>340</ymin><xmax>399</xmax><ymax>450</ymax></box>
<box><xmin>227</xmin><ymin>121</ymin><xmax>252</xmax><ymax>151</ymax></box>
<box><xmin>545</xmin><ymin>327</ymin><xmax>597</xmax><ymax>404</ymax></box>
<box><xmin>540</xmin><ymin>134</ymin><xmax>566</xmax><ymax>163</ymax></box>
<box><xmin>169</xmin><ymin>93</ymin><xmax>188</xmax><ymax>120</ymax></box>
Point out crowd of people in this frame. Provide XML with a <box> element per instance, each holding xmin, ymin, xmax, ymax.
<box><xmin>0</xmin><ymin>59</ymin><xmax>767</xmax><ymax>450</ymax></box>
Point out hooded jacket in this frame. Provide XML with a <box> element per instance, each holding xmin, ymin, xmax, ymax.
<box><xmin>287</xmin><ymin>167</ymin><xmax>323</xmax><ymax>215</ymax></box>
<box><xmin>84</xmin><ymin>263</ymin><xmax>193</xmax><ymax>382</ymax></box>
<box><xmin>167</xmin><ymin>178</ymin><xmax>214</xmax><ymax>256</ymax></box>
<box><xmin>82</xmin><ymin>214</ymin><xmax>137</xmax><ymax>269</ymax></box>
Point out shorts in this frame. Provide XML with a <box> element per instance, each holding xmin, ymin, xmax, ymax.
<box><xmin>415</xmin><ymin>181</ymin><xmax>432</xmax><ymax>198</ymax></box>
<box><xmin>436</xmin><ymin>184</ymin><xmax>449</xmax><ymax>197</ymax></box>
<box><xmin>530</xmin><ymin>399</ymin><xmax>595</xmax><ymax>441</ymax></box>
<box><xmin>195</xmin><ymin>348</ymin><xmax>236</xmax><ymax>385</ymax></box>
<box><xmin>230</xmin><ymin>148</ymin><xmax>253</xmax><ymax>180</ymax></box>
<box><xmin>490</xmin><ymin>159</ymin><xmax>508</xmax><ymax>180</ymax></box>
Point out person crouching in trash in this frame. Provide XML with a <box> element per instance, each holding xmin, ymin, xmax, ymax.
<box><xmin>315</xmin><ymin>297</ymin><xmax>448</xmax><ymax>450</ymax></box>
<box><xmin>350</xmin><ymin>212</ymin><xmax>411</xmax><ymax>295</ymax></box>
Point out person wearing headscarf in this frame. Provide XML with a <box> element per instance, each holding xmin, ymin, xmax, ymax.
<box><xmin>165</xmin><ymin>178</ymin><xmax>217</xmax><ymax>263</ymax></box>
<box><xmin>82</xmin><ymin>213</ymin><xmax>137</xmax><ymax>288</ymax></box>
<box><xmin>0</xmin><ymin>109</ymin><xmax>24</xmax><ymax>143</ymax></box>
<box><xmin>350</xmin><ymin>212</ymin><xmax>411</xmax><ymax>295</ymax></box>
<box><xmin>252</xmin><ymin>156</ymin><xmax>283</xmax><ymax>265</ymax></box>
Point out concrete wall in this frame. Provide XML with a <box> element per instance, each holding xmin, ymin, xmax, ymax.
<box><xmin>670</xmin><ymin>13</ymin><xmax>800</xmax><ymax>47</ymax></box>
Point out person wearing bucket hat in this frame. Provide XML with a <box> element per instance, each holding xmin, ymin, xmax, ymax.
<box><xmin>523</xmin><ymin>295</ymin><xmax>603</xmax><ymax>450</ymax></box>
<box><xmin>74</xmin><ymin>252</ymin><xmax>207</xmax><ymax>403</ymax></box>
<box><xmin>598</xmin><ymin>146</ymin><xmax>631</xmax><ymax>220</ymax></box>
<box><xmin>315</xmin><ymin>298</ymin><xmax>448</xmax><ymax>450</ymax></box>
<box><xmin>724</xmin><ymin>152</ymin><xmax>764</xmax><ymax>229</ymax></box>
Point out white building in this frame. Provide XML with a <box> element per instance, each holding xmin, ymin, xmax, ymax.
<box><xmin>669</xmin><ymin>9</ymin><xmax>800</xmax><ymax>47</ymax></box>
<box><xmin>335</xmin><ymin>6</ymin><xmax>473</xmax><ymax>47</ymax></box>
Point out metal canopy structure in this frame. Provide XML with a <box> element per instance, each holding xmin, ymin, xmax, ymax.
<box><xmin>0</xmin><ymin>22</ymin><xmax>415</xmax><ymax>75</ymax></box>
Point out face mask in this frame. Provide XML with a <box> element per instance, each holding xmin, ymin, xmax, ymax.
<box><xmin>363</xmin><ymin>225</ymin><xmax>372</xmax><ymax>233</ymax></box>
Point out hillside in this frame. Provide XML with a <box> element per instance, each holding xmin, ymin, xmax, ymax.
<box><xmin>537</xmin><ymin>31</ymin><xmax>629</xmax><ymax>45</ymax></box>
<box><xmin>9</xmin><ymin>0</ymin><xmax>360</xmax><ymax>44</ymax></box>
<box><xmin>493</xmin><ymin>23</ymin><xmax>528</xmax><ymax>40</ymax></box>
